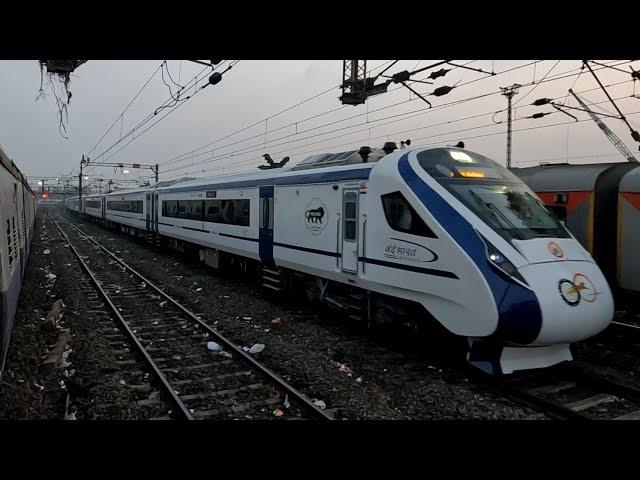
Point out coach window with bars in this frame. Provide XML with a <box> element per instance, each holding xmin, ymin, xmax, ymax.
<box><xmin>107</xmin><ymin>200</ymin><xmax>143</xmax><ymax>213</ymax></box>
<box><xmin>6</xmin><ymin>219</ymin><xmax>13</xmax><ymax>266</ymax></box>
<box><xmin>381</xmin><ymin>192</ymin><xmax>437</xmax><ymax>238</ymax></box>
<box><xmin>162</xmin><ymin>199</ymin><xmax>250</xmax><ymax>226</ymax></box>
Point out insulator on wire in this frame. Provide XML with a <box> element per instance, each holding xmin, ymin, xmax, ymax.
<box><xmin>391</xmin><ymin>70</ymin><xmax>411</xmax><ymax>83</ymax></box>
<box><xmin>428</xmin><ymin>68</ymin><xmax>450</xmax><ymax>80</ymax></box>
<box><xmin>209</xmin><ymin>72</ymin><xmax>222</xmax><ymax>85</ymax></box>
<box><xmin>532</xmin><ymin>98</ymin><xmax>553</xmax><ymax>106</ymax></box>
<box><xmin>531</xmin><ymin>112</ymin><xmax>547</xmax><ymax>119</ymax></box>
<box><xmin>632</xmin><ymin>130</ymin><xmax>640</xmax><ymax>143</ymax></box>
<box><xmin>431</xmin><ymin>85</ymin><xmax>455</xmax><ymax>97</ymax></box>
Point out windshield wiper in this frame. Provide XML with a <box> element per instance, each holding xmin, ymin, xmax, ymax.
<box><xmin>485</xmin><ymin>202</ymin><xmax>528</xmax><ymax>240</ymax></box>
<box><xmin>467</xmin><ymin>190</ymin><xmax>527</xmax><ymax>240</ymax></box>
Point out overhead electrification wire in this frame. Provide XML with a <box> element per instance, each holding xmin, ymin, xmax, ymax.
<box><xmin>166</xmin><ymin>60</ymin><xmax>629</xmax><ymax>170</ymax></box>
<box><xmin>163</xmin><ymin>61</ymin><xmax>528</xmax><ymax>169</ymax></box>
<box><xmin>87</xmin><ymin>62</ymin><xmax>165</xmax><ymax>157</ymax></box>
<box><xmin>99</xmin><ymin>60</ymin><xmax>242</xmax><ymax>164</ymax></box>
<box><xmin>162</xmin><ymin>60</ymin><xmax>479</xmax><ymax>167</ymax></box>
<box><xmin>205</xmin><ymin>107</ymin><xmax>640</xmax><ymax>177</ymax></box>
<box><xmin>164</xmin><ymin>82</ymin><xmax>637</xmax><ymax>179</ymax></box>
<box><xmin>89</xmin><ymin>64</ymin><xmax>212</xmax><ymax>163</ymax></box>
<box><xmin>512</xmin><ymin>60</ymin><xmax>562</xmax><ymax>107</ymax></box>
<box><xmin>161</xmin><ymin>64</ymin><xmax>636</xmax><ymax>177</ymax></box>
<box><xmin>122</xmin><ymin>60</ymin><xmax>639</xmax><ymax>180</ymax></box>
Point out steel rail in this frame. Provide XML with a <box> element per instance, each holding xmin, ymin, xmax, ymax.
<box><xmin>52</xmin><ymin>217</ymin><xmax>194</xmax><ymax>420</ymax></box>
<box><xmin>481</xmin><ymin>363</ymin><xmax>640</xmax><ymax>421</ymax></box>
<box><xmin>57</xmin><ymin>215</ymin><xmax>333</xmax><ymax>420</ymax></box>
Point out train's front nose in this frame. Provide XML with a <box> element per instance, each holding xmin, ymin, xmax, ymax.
<box><xmin>518</xmin><ymin>260</ymin><xmax>614</xmax><ymax>345</ymax></box>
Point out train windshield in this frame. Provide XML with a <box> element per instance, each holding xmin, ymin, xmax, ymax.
<box><xmin>418</xmin><ymin>148</ymin><xmax>570</xmax><ymax>241</ymax></box>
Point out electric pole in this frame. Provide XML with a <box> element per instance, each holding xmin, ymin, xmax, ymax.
<box><xmin>79</xmin><ymin>155</ymin><xmax>83</xmax><ymax>214</ymax></box>
<box><xmin>79</xmin><ymin>154</ymin><xmax>89</xmax><ymax>214</ymax></box>
<box><xmin>340</xmin><ymin>61</ymin><xmax>368</xmax><ymax>105</ymax></box>
<box><xmin>500</xmin><ymin>84</ymin><xmax>521</xmax><ymax>168</ymax></box>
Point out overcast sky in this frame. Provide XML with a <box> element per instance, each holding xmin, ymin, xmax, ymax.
<box><xmin>0</xmin><ymin>60</ymin><xmax>638</xmax><ymax>191</ymax></box>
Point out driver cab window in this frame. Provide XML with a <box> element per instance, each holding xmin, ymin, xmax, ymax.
<box><xmin>381</xmin><ymin>192</ymin><xmax>437</xmax><ymax>238</ymax></box>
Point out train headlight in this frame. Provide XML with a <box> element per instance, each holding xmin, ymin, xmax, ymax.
<box><xmin>481</xmin><ymin>235</ymin><xmax>529</xmax><ymax>287</ymax></box>
<box><xmin>489</xmin><ymin>253</ymin><xmax>503</xmax><ymax>262</ymax></box>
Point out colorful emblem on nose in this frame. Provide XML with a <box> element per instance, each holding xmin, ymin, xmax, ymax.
<box><xmin>548</xmin><ymin>241</ymin><xmax>564</xmax><ymax>259</ymax></box>
<box><xmin>573</xmin><ymin>273</ymin><xmax>596</xmax><ymax>302</ymax></box>
<box><xmin>558</xmin><ymin>273</ymin><xmax>596</xmax><ymax>306</ymax></box>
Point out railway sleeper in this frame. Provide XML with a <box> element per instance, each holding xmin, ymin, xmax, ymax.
<box><xmin>563</xmin><ymin>393</ymin><xmax>618</xmax><ymax>412</ymax></box>
<box><xmin>151</xmin><ymin>353</ymin><xmax>208</xmax><ymax>364</ymax></box>
<box><xmin>126</xmin><ymin>320</ymin><xmax>193</xmax><ymax>331</ymax></box>
<box><xmin>180</xmin><ymin>382</ymin><xmax>265</xmax><ymax>402</ymax></box>
<box><xmin>125</xmin><ymin>323</ymin><xmax>193</xmax><ymax>334</ymax></box>
<box><xmin>170</xmin><ymin>371</ymin><xmax>253</xmax><ymax>386</ymax></box>
<box><xmin>161</xmin><ymin>360</ymin><xmax>236</xmax><ymax>373</ymax></box>
<box><xmin>192</xmin><ymin>396</ymin><xmax>282</xmax><ymax>420</ymax></box>
<box><xmin>137</xmin><ymin>336</ymin><xmax>203</xmax><ymax>350</ymax></box>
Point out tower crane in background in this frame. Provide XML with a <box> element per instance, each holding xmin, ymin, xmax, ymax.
<box><xmin>569</xmin><ymin>88</ymin><xmax>638</xmax><ymax>163</ymax></box>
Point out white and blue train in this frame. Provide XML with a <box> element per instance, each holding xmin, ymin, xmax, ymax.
<box><xmin>66</xmin><ymin>146</ymin><xmax>614</xmax><ymax>374</ymax></box>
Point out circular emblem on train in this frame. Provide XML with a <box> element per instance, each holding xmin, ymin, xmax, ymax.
<box><xmin>558</xmin><ymin>273</ymin><xmax>596</xmax><ymax>306</ymax></box>
<box><xmin>558</xmin><ymin>279</ymin><xmax>581</xmax><ymax>306</ymax></box>
<box><xmin>304</xmin><ymin>198</ymin><xmax>328</xmax><ymax>236</ymax></box>
<box><xmin>573</xmin><ymin>273</ymin><xmax>596</xmax><ymax>303</ymax></box>
<box><xmin>548</xmin><ymin>241</ymin><xmax>564</xmax><ymax>259</ymax></box>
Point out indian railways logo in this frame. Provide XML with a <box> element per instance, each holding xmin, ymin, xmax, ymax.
<box><xmin>548</xmin><ymin>241</ymin><xmax>564</xmax><ymax>259</ymax></box>
<box><xmin>558</xmin><ymin>273</ymin><xmax>596</xmax><ymax>306</ymax></box>
<box><xmin>304</xmin><ymin>198</ymin><xmax>328</xmax><ymax>236</ymax></box>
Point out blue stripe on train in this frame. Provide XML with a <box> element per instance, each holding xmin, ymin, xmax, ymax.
<box><xmin>397</xmin><ymin>153</ymin><xmax>542</xmax><ymax>345</ymax></box>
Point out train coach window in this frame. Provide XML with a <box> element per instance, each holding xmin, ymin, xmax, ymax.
<box><xmin>162</xmin><ymin>200</ymin><xmax>177</xmax><ymax>217</ymax></box>
<box><xmin>107</xmin><ymin>200</ymin><xmax>143</xmax><ymax>213</ymax></box>
<box><xmin>189</xmin><ymin>201</ymin><xmax>203</xmax><ymax>220</ymax></box>
<box><xmin>554</xmin><ymin>193</ymin><xmax>568</xmax><ymax>204</ymax></box>
<box><xmin>162</xmin><ymin>200</ymin><xmax>201</xmax><ymax>220</ymax></box>
<box><xmin>85</xmin><ymin>200</ymin><xmax>101</xmax><ymax>209</ymax></box>
<box><xmin>381</xmin><ymin>192</ymin><xmax>437</xmax><ymax>238</ymax></box>
<box><xmin>204</xmin><ymin>199</ymin><xmax>250</xmax><ymax>226</ymax></box>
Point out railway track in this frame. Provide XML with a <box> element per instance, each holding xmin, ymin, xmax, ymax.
<box><xmin>53</xmin><ymin>215</ymin><xmax>332</xmax><ymax>421</ymax></box>
<box><xmin>55</xmin><ymin>212</ymin><xmax>640</xmax><ymax>421</ymax></box>
<box><xmin>488</xmin><ymin>363</ymin><xmax>640</xmax><ymax>420</ymax></box>
<box><xmin>584</xmin><ymin>316</ymin><xmax>640</xmax><ymax>357</ymax></box>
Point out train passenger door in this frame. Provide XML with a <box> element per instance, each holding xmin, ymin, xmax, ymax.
<box><xmin>341</xmin><ymin>189</ymin><xmax>359</xmax><ymax>273</ymax></box>
<box><xmin>145</xmin><ymin>193</ymin><xmax>151</xmax><ymax>231</ymax></box>
<box><xmin>259</xmin><ymin>186</ymin><xmax>274</xmax><ymax>264</ymax></box>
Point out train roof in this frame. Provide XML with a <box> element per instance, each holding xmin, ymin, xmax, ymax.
<box><xmin>512</xmin><ymin>162</ymin><xmax>638</xmax><ymax>191</ymax></box>
<box><xmin>0</xmin><ymin>144</ymin><xmax>34</xmax><ymax>194</ymax></box>
<box><xmin>620</xmin><ymin>166</ymin><xmax>640</xmax><ymax>193</ymax></box>
<box><xmin>83</xmin><ymin>146</ymin><xmax>468</xmax><ymax>196</ymax></box>
<box><xmin>155</xmin><ymin>160</ymin><xmax>375</xmax><ymax>193</ymax></box>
